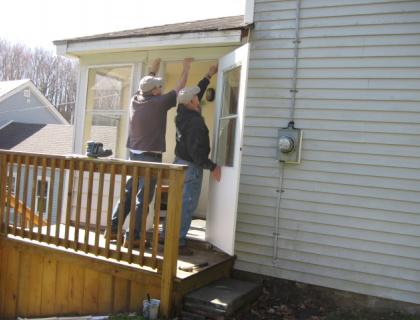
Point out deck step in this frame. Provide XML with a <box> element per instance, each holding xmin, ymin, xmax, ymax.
<box><xmin>182</xmin><ymin>278</ymin><xmax>261</xmax><ymax>319</ymax></box>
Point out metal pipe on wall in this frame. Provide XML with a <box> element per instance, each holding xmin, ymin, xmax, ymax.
<box><xmin>273</xmin><ymin>0</ymin><xmax>302</xmax><ymax>264</ymax></box>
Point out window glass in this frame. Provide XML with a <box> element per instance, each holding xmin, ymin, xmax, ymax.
<box><xmin>84</xmin><ymin>66</ymin><xmax>132</xmax><ymax>158</ymax></box>
<box><xmin>216</xmin><ymin>66</ymin><xmax>241</xmax><ymax>166</ymax></box>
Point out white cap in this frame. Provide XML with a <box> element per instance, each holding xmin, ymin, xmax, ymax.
<box><xmin>178</xmin><ymin>86</ymin><xmax>200</xmax><ymax>104</ymax></box>
<box><xmin>139</xmin><ymin>76</ymin><xmax>164</xmax><ymax>93</ymax></box>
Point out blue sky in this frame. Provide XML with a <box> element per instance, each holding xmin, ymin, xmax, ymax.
<box><xmin>1</xmin><ymin>0</ymin><xmax>245</xmax><ymax>51</ymax></box>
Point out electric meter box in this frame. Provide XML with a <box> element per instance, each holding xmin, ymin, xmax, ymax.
<box><xmin>277</xmin><ymin>121</ymin><xmax>303</xmax><ymax>163</ymax></box>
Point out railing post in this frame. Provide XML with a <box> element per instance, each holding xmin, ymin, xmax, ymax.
<box><xmin>160</xmin><ymin>168</ymin><xmax>185</xmax><ymax>318</ymax></box>
<box><xmin>0</xmin><ymin>154</ymin><xmax>7</xmax><ymax>234</ymax></box>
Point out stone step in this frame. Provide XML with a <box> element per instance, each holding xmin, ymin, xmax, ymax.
<box><xmin>183</xmin><ymin>278</ymin><xmax>261</xmax><ymax>319</ymax></box>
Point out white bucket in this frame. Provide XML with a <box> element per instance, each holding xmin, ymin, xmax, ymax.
<box><xmin>143</xmin><ymin>298</ymin><xmax>160</xmax><ymax>320</ymax></box>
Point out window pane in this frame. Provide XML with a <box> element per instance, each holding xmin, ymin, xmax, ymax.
<box><xmin>84</xmin><ymin>65</ymin><xmax>132</xmax><ymax>158</ymax></box>
<box><xmin>216</xmin><ymin>118</ymin><xmax>236</xmax><ymax>167</ymax></box>
<box><xmin>221</xmin><ymin>66</ymin><xmax>241</xmax><ymax>117</ymax></box>
<box><xmin>86</xmin><ymin>66</ymin><xmax>132</xmax><ymax>112</ymax></box>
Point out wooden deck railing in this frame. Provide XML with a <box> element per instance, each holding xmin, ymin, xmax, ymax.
<box><xmin>0</xmin><ymin>150</ymin><xmax>186</xmax><ymax>317</ymax></box>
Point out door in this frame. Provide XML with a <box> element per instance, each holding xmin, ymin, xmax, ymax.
<box><xmin>206</xmin><ymin>44</ymin><xmax>250</xmax><ymax>255</ymax></box>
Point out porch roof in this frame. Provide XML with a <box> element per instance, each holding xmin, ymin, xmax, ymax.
<box><xmin>53</xmin><ymin>15</ymin><xmax>248</xmax><ymax>45</ymax></box>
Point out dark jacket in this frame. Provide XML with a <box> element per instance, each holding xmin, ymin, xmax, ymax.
<box><xmin>175</xmin><ymin>77</ymin><xmax>217</xmax><ymax>171</ymax></box>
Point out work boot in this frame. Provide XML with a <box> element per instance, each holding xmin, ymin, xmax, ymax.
<box><xmin>123</xmin><ymin>239</ymin><xmax>151</xmax><ymax>249</ymax></box>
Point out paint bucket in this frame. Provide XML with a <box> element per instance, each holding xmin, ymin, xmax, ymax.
<box><xmin>143</xmin><ymin>298</ymin><xmax>160</xmax><ymax>320</ymax></box>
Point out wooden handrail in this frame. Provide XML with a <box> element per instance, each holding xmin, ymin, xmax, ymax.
<box><xmin>0</xmin><ymin>149</ymin><xmax>186</xmax><ymax>317</ymax></box>
<box><xmin>4</xmin><ymin>194</ymin><xmax>46</xmax><ymax>227</ymax></box>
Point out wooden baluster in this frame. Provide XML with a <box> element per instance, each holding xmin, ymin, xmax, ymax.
<box><xmin>5</xmin><ymin>153</ymin><xmax>14</xmax><ymax>235</ymax></box>
<box><xmin>37</xmin><ymin>157</ymin><xmax>47</xmax><ymax>241</ymax></box>
<box><xmin>152</xmin><ymin>169</ymin><xmax>163</xmax><ymax>268</ymax></box>
<box><xmin>116</xmin><ymin>165</ymin><xmax>127</xmax><ymax>259</ymax></box>
<box><xmin>55</xmin><ymin>159</ymin><xmax>65</xmax><ymax>245</ymax></box>
<box><xmin>21</xmin><ymin>156</ymin><xmax>30</xmax><ymax>234</ymax></box>
<box><xmin>0</xmin><ymin>154</ymin><xmax>8</xmax><ymax>234</ymax></box>
<box><xmin>64</xmin><ymin>159</ymin><xmax>75</xmax><ymax>248</ymax></box>
<box><xmin>13</xmin><ymin>155</ymin><xmax>22</xmax><ymax>235</ymax></box>
<box><xmin>83</xmin><ymin>161</ymin><xmax>95</xmax><ymax>253</ymax></box>
<box><xmin>46</xmin><ymin>158</ymin><xmax>56</xmax><ymax>243</ymax></box>
<box><xmin>105</xmin><ymin>164</ymin><xmax>116</xmax><ymax>258</ymax></box>
<box><xmin>127</xmin><ymin>166</ymin><xmax>139</xmax><ymax>263</ymax></box>
<box><xmin>29</xmin><ymin>156</ymin><xmax>38</xmax><ymax>239</ymax></box>
<box><xmin>73</xmin><ymin>160</ymin><xmax>84</xmax><ymax>251</ymax></box>
<box><xmin>138</xmin><ymin>167</ymin><xmax>151</xmax><ymax>266</ymax></box>
<box><xmin>94</xmin><ymin>162</ymin><xmax>105</xmax><ymax>255</ymax></box>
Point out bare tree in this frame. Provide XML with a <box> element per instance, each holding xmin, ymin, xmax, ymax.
<box><xmin>0</xmin><ymin>38</ymin><xmax>78</xmax><ymax>123</ymax></box>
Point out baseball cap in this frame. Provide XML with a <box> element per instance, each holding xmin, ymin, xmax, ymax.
<box><xmin>178</xmin><ymin>86</ymin><xmax>201</xmax><ymax>104</ymax></box>
<box><xmin>139</xmin><ymin>75</ymin><xmax>164</xmax><ymax>93</ymax></box>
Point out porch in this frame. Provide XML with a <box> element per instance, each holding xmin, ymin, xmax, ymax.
<box><xmin>0</xmin><ymin>150</ymin><xmax>234</xmax><ymax>319</ymax></box>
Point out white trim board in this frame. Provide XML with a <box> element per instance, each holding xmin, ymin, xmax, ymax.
<box><xmin>56</xmin><ymin>30</ymin><xmax>243</xmax><ymax>57</ymax></box>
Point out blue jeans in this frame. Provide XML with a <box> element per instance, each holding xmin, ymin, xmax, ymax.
<box><xmin>174</xmin><ymin>157</ymin><xmax>203</xmax><ymax>246</ymax></box>
<box><xmin>111</xmin><ymin>152</ymin><xmax>161</xmax><ymax>240</ymax></box>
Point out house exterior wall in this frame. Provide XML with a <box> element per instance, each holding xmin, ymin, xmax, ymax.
<box><xmin>236</xmin><ymin>0</ymin><xmax>420</xmax><ymax>304</ymax></box>
<box><xmin>0</xmin><ymin>88</ymin><xmax>62</xmax><ymax>126</ymax></box>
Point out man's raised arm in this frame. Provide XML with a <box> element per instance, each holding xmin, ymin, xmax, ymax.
<box><xmin>174</xmin><ymin>58</ymin><xmax>194</xmax><ymax>94</ymax></box>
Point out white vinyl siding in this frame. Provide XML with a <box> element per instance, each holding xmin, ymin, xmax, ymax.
<box><xmin>236</xmin><ymin>0</ymin><xmax>420</xmax><ymax>304</ymax></box>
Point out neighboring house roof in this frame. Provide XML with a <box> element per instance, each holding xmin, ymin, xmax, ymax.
<box><xmin>0</xmin><ymin>79</ymin><xmax>68</xmax><ymax>124</ymax></box>
<box><xmin>0</xmin><ymin>122</ymin><xmax>73</xmax><ymax>155</ymax></box>
<box><xmin>53</xmin><ymin>15</ymin><xmax>247</xmax><ymax>45</ymax></box>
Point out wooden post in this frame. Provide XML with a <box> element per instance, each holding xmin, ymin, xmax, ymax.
<box><xmin>29</xmin><ymin>156</ymin><xmax>38</xmax><ymax>239</ymax></box>
<box><xmin>37</xmin><ymin>157</ymin><xmax>47</xmax><ymax>241</ymax></box>
<box><xmin>13</xmin><ymin>155</ymin><xmax>22</xmax><ymax>235</ymax></box>
<box><xmin>160</xmin><ymin>169</ymin><xmax>185</xmax><ymax>318</ymax></box>
<box><xmin>73</xmin><ymin>160</ymin><xmax>84</xmax><ymax>250</ymax></box>
<box><xmin>55</xmin><ymin>159</ymin><xmax>65</xmax><ymax>244</ymax></box>
<box><xmin>94</xmin><ymin>162</ymin><xmax>105</xmax><ymax>255</ymax></box>
<box><xmin>46</xmin><ymin>158</ymin><xmax>56</xmax><ymax>242</ymax></box>
<box><xmin>105</xmin><ymin>164</ymin><xmax>116</xmax><ymax>258</ymax></box>
<box><xmin>21</xmin><ymin>156</ymin><xmax>30</xmax><ymax>233</ymax></box>
<box><xmin>64</xmin><ymin>159</ymin><xmax>75</xmax><ymax>248</ymax></box>
<box><xmin>152</xmin><ymin>169</ymin><xmax>163</xmax><ymax>268</ymax></box>
<box><xmin>116</xmin><ymin>165</ymin><xmax>127</xmax><ymax>258</ymax></box>
<box><xmin>127</xmin><ymin>166</ymin><xmax>139</xmax><ymax>263</ymax></box>
<box><xmin>0</xmin><ymin>154</ymin><xmax>7</xmax><ymax>234</ymax></box>
<box><xmin>138</xmin><ymin>167</ymin><xmax>151</xmax><ymax>266</ymax></box>
<box><xmin>83</xmin><ymin>161</ymin><xmax>95</xmax><ymax>253</ymax></box>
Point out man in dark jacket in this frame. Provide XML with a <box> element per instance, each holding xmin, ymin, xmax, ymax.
<box><xmin>174</xmin><ymin>65</ymin><xmax>221</xmax><ymax>255</ymax></box>
<box><xmin>107</xmin><ymin>57</ymin><xmax>193</xmax><ymax>248</ymax></box>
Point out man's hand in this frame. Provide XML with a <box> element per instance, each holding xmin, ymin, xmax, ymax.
<box><xmin>149</xmin><ymin>58</ymin><xmax>161</xmax><ymax>75</ymax></box>
<box><xmin>175</xmin><ymin>58</ymin><xmax>194</xmax><ymax>93</ymax></box>
<box><xmin>183</xmin><ymin>57</ymin><xmax>194</xmax><ymax>70</ymax></box>
<box><xmin>211</xmin><ymin>165</ymin><xmax>222</xmax><ymax>182</ymax></box>
<box><xmin>207</xmin><ymin>64</ymin><xmax>218</xmax><ymax>78</ymax></box>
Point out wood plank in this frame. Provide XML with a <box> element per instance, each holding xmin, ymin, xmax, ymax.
<box><xmin>16</xmin><ymin>249</ymin><xmax>31</xmax><ymax>317</ymax></box>
<box><xmin>46</xmin><ymin>158</ymin><xmax>56</xmax><ymax>241</ymax></box>
<box><xmin>54</xmin><ymin>261</ymin><xmax>70</xmax><ymax>314</ymax></box>
<box><xmin>129</xmin><ymin>280</ymin><xmax>145</xmax><ymax>312</ymax></box>
<box><xmin>113</xmin><ymin>278</ymin><xmax>130</xmax><ymax>313</ymax></box>
<box><xmin>160</xmin><ymin>169</ymin><xmax>185</xmax><ymax>318</ymax></box>
<box><xmin>13</xmin><ymin>155</ymin><xmax>22</xmax><ymax>235</ymax></box>
<box><xmin>94</xmin><ymin>163</ymin><xmax>105</xmax><ymax>255</ymax></box>
<box><xmin>27</xmin><ymin>253</ymin><xmax>43</xmax><ymax>316</ymax></box>
<box><xmin>0</xmin><ymin>242</ymin><xmax>6</xmax><ymax>315</ymax></box>
<box><xmin>54</xmin><ymin>159</ymin><xmax>65</xmax><ymax>244</ymax></box>
<box><xmin>21</xmin><ymin>156</ymin><xmax>30</xmax><ymax>232</ymax></box>
<box><xmin>83</xmin><ymin>161</ymin><xmax>95</xmax><ymax>253</ymax></box>
<box><xmin>40</xmin><ymin>255</ymin><xmax>57</xmax><ymax>316</ymax></box>
<box><xmin>37</xmin><ymin>157</ymin><xmax>47</xmax><ymax>241</ymax></box>
<box><xmin>64</xmin><ymin>160</ymin><xmax>75</xmax><ymax>248</ymax></box>
<box><xmin>83</xmin><ymin>268</ymin><xmax>99</xmax><ymax>314</ymax></box>
<box><xmin>152</xmin><ymin>169</ymin><xmax>163</xmax><ymax>267</ymax></box>
<box><xmin>97</xmin><ymin>272</ymin><xmax>113</xmax><ymax>314</ymax></box>
<box><xmin>29</xmin><ymin>156</ymin><xmax>38</xmax><ymax>239</ymax></box>
<box><xmin>127</xmin><ymin>166</ymin><xmax>139</xmax><ymax>263</ymax></box>
<box><xmin>3</xmin><ymin>244</ymin><xmax>20</xmax><ymax>319</ymax></box>
<box><xmin>116</xmin><ymin>165</ymin><xmax>127</xmax><ymax>257</ymax></box>
<box><xmin>67</xmin><ymin>263</ymin><xmax>84</xmax><ymax>315</ymax></box>
<box><xmin>105</xmin><ymin>164</ymin><xmax>116</xmax><ymax>257</ymax></box>
<box><xmin>73</xmin><ymin>160</ymin><xmax>84</xmax><ymax>251</ymax></box>
<box><xmin>139</xmin><ymin>168</ymin><xmax>151</xmax><ymax>266</ymax></box>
